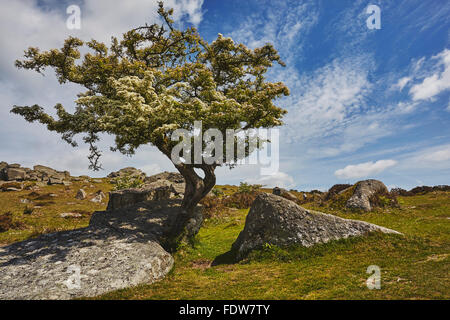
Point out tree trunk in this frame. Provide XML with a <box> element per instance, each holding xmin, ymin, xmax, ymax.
<box><xmin>165</xmin><ymin>163</ymin><xmax>216</xmax><ymax>251</ymax></box>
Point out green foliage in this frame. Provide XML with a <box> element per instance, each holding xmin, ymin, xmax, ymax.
<box><xmin>11</xmin><ymin>2</ymin><xmax>289</xmax><ymax>171</ymax></box>
<box><xmin>237</xmin><ymin>182</ymin><xmax>262</xmax><ymax>193</ymax></box>
<box><xmin>211</xmin><ymin>188</ymin><xmax>224</xmax><ymax>197</ymax></box>
<box><xmin>112</xmin><ymin>174</ymin><xmax>145</xmax><ymax>191</ymax></box>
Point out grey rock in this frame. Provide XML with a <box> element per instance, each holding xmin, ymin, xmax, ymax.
<box><xmin>0</xmin><ymin>226</ymin><xmax>173</xmax><ymax>300</ymax></box>
<box><xmin>75</xmin><ymin>189</ymin><xmax>87</xmax><ymax>200</ymax></box>
<box><xmin>0</xmin><ymin>182</ymin><xmax>23</xmax><ymax>191</ymax></box>
<box><xmin>107</xmin><ymin>167</ymin><xmax>146</xmax><ymax>180</ymax></box>
<box><xmin>272</xmin><ymin>187</ymin><xmax>298</xmax><ymax>202</ymax></box>
<box><xmin>60</xmin><ymin>212</ymin><xmax>82</xmax><ymax>218</ymax></box>
<box><xmin>0</xmin><ymin>162</ymin><xmax>7</xmax><ymax>177</ymax></box>
<box><xmin>107</xmin><ymin>185</ymin><xmax>174</xmax><ymax>211</ymax></box>
<box><xmin>90</xmin><ymin>195</ymin><xmax>103</xmax><ymax>203</ymax></box>
<box><xmin>3</xmin><ymin>168</ymin><xmax>27</xmax><ymax>181</ymax></box>
<box><xmin>48</xmin><ymin>178</ymin><xmax>64</xmax><ymax>185</ymax></box>
<box><xmin>0</xmin><ymin>163</ymin><xmax>71</xmax><ymax>183</ymax></box>
<box><xmin>144</xmin><ymin>171</ymin><xmax>185</xmax><ymax>196</ymax></box>
<box><xmin>5</xmin><ymin>187</ymin><xmax>22</xmax><ymax>192</ymax></box>
<box><xmin>0</xmin><ymin>199</ymin><xmax>198</xmax><ymax>300</ymax></box>
<box><xmin>232</xmin><ymin>193</ymin><xmax>401</xmax><ymax>260</ymax></box>
<box><xmin>346</xmin><ymin>179</ymin><xmax>389</xmax><ymax>211</ymax></box>
<box><xmin>91</xmin><ymin>191</ymin><xmax>106</xmax><ymax>203</ymax></box>
<box><xmin>91</xmin><ymin>199</ymin><xmax>203</xmax><ymax>243</ymax></box>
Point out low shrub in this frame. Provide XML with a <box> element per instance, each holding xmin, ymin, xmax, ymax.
<box><xmin>23</xmin><ymin>206</ymin><xmax>34</xmax><ymax>215</ymax></box>
<box><xmin>237</xmin><ymin>182</ymin><xmax>262</xmax><ymax>194</ymax></box>
<box><xmin>0</xmin><ymin>212</ymin><xmax>26</xmax><ymax>232</ymax></box>
<box><xmin>112</xmin><ymin>174</ymin><xmax>145</xmax><ymax>191</ymax></box>
<box><xmin>222</xmin><ymin>191</ymin><xmax>260</xmax><ymax>209</ymax></box>
<box><xmin>199</xmin><ymin>196</ymin><xmax>227</xmax><ymax>218</ymax></box>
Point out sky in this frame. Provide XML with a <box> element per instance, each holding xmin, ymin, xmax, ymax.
<box><xmin>0</xmin><ymin>0</ymin><xmax>449</xmax><ymax>191</ymax></box>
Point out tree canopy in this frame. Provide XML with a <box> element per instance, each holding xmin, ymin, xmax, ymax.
<box><xmin>11</xmin><ymin>2</ymin><xmax>289</xmax><ymax>228</ymax></box>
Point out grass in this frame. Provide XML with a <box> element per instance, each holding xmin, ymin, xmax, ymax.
<box><xmin>94</xmin><ymin>191</ymin><xmax>449</xmax><ymax>300</ymax></box>
<box><xmin>1</xmin><ymin>181</ymin><xmax>449</xmax><ymax>299</ymax></box>
<box><xmin>0</xmin><ymin>178</ymin><xmax>112</xmax><ymax>245</ymax></box>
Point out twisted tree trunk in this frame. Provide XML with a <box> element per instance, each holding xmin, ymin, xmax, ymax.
<box><xmin>165</xmin><ymin>163</ymin><xmax>216</xmax><ymax>251</ymax></box>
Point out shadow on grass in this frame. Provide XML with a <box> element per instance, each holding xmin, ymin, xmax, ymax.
<box><xmin>211</xmin><ymin>249</ymin><xmax>238</xmax><ymax>266</ymax></box>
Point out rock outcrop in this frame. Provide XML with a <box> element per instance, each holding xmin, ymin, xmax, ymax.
<box><xmin>0</xmin><ymin>227</ymin><xmax>173</xmax><ymax>300</ymax></box>
<box><xmin>325</xmin><ymin>184</ymin><xmax>352</xmax><ymax>200</ymax></box>
<box><xmin>107</xmin><ymin>171</ymin><xmax>186</xmax><ymax>211</ymax></box>
<box><xmin>345</xmin><ymin>179</ymin><xmax>389</xmax><ymax>211</ymax></box>
<box><xmin>272</xmin><ymin>187</ymin><xmax>298</xmax><ymax>203</ymax></box>
<box><xmin>0</xmin><ymin>198</ymin><xmax>204</xmax><ymax>299</ymax></box>
<box><xmin>145</xmin><ymin>171</ymin><xmax>185</xmax><ymax>196</ymax></box>
<box><xmin>107</xmin><ymin>167</ymin><xmax>146</xmax><ymax>180</ymax></box>
<box><xmin>0</xmin><ymin>162</ymin><xmax>71</xmax><ymax>186</ymax></box>
<box><xmin>107</xmin><ymin>185</ymin><xmax>175</xmax><ymax>211</ymax></box>
<box><xmin>231</xmin><ymin>193</ymin><xmax>401</xmax><ymax>260</ymax></box>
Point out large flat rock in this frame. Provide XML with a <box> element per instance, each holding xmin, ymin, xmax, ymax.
<box><xmin>0</xmin><ymin>226</ymin><xmax>172</xmax><ymax>300</ymax></box>
<box><xmin>0</xmin><ymin>200</ymin><xmax>200</xmax><ymax>300</ymax></box>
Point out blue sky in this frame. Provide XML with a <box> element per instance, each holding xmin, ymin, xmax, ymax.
<box><xmin>0</xmin><ymin>0</ymin><xmax>449</xmax><ymax>190</ymax></box>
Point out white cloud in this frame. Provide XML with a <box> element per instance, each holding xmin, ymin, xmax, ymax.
<box><xmin>417</xmin><ymin>146</ymin><xmax>450</xmax><ymax>163</ymax></box>
<box><xmin>334</xmin><ymin>159</ymin><xmax>397</xmax><ymax>179</ymax></box>
<box><xmin>245</xmin><ymin>171</ymin><xmax>295</xmax><ymax>189</ymax></box>
<box><xmin>284</xmin><ymin>57</ymin><xmax>372</xmax><ymax>143</ymax></box>
<box><xmin>410</xmin><ymin>48</ymin><xmax>450</xmax><ymax>101</ymax></box>
<box><xmin>0</xmin><ymin>0</ymin><xmax>204</xmax><ymax>177</ymax></box>
<box><xmin>396</xmin><ymin>101</ymin><xmax>419</xmax><ymax>114</ymax></box>
<box><xmin>395</xmin><ymin>76</ymin><xmax>411</xmax><ymax>91</ymax></box>
<box><xmin>228</xmin><ymin>0</ymin><xmax>318</xmax><ymax>61</ymax></box>
<box><xmin>395</xmin><ymin>144</ymin><xmax>450</xmax><ymax>173</ymax></box>
<box><xmin>138</xmin><ymin>163</ymin><xmax>162</xmax><ymax>176</ymax></box>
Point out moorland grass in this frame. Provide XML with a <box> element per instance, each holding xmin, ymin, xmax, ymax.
<box><xmin>1</xmin><ymin>181</ymin><xmax>448</xmax><ymax>299</ymax></box>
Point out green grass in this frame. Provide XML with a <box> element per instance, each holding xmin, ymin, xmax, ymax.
<box><xmin>1</xmin><ymin>182</ymin><xmax>449</xmax><ymax>299</ymax></box>
<box><xmin>0</xmin><ymin>179</ymin><xmax>112</xmax><ymax>245</ymax></box>
<box><xmin>94</xmin><ymin>192</ymin><xmax>449</xmax><ymax>300</ymax></box>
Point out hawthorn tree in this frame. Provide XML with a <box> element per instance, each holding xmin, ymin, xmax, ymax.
<box><xmin>11</xmin><ymin>2</ymin><xmax>289</xmax><ymax>242</ymax></box>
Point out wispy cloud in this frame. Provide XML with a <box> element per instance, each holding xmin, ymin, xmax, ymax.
<box><xmin>245</xmin><ymin>171</ymin><xmax>295</xmax><ymax>189</ymax></box>
<box><xmin>409</xmin><ymin>49</ymin><xmax>450</xmax><ymax>101</ymax></box>
<box><xmin>335</xmin><ymin>160</ymin><xmax>397</xmax><ymax>179</ymax></box>
<box><xmin>395</xmin><ymin>77</ymin><xmax>412</xmax><ymax>91</ymax></box>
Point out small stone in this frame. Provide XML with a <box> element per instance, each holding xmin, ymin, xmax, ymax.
<box><xmin>75</xmin><ymin>189</ymin><xmax>87</xmax><ymax>200</ymax></box>
<box><xmin>90</xmin><ymin>195</ymin><xmax>103</xmax><ymax>203</ymax></box>
<box><xmin>6</xmin><ymin>187</ymin><xmax>21</xmax><ymax>192</ymax></box>
<box><xmin>60</xmin><ymin>212</ymin><xmax>82</xmax><ymax>218</ymax></box>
